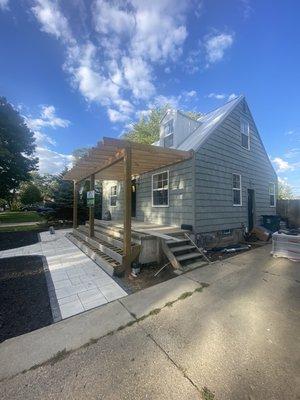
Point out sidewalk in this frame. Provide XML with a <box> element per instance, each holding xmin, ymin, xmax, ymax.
<box><xmin>1</xmin><ymin>245</ymin><xmax>299</xmax><ymax>399</ymax></box>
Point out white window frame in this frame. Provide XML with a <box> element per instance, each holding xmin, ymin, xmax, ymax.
<box><xmin>110</xmin><ymin>185</ymin><xmax>117</xmax><ymax>207</ymax></box>
<box><xmin>152</xmin><ymin>170</ymin><xmax>169</xmax><ymax>207</ymax></box>
<box><xmin>240</xmin><ymin>118</ymin><xmax>250</xmax><ymax>150</ymax></box>
<box><xmin>233</xmin><ymin>173</ymin><xmax>242</xmax><ymax>206</ymax></box>
<box><xmin>163</xmin><ymin>119</ymin><xmax>174</xmax><ymax>147</ymax></box>
<box><xmin>269</xmin><ymin>183</ymin><xmax>276</xmax><ymax>207</ymax></box>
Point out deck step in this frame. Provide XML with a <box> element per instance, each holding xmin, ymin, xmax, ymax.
<box><xmin>74</xmin><ymin>228</ymin><xmax>123</xmax><ymax>264</ymax></box>
<box><xmin>177</xmin><ymin>252</ymin><xmax>203</xmax><ymax>262</ymax></box>
<box><xmin>166</xmin><ymin>238</ymin><xmax>190</xmax><ymax>245</ymax></box>
<box><xmin>171</xmin><ymin>245</ymin><xmax>196</xmax><ymax>253</ymax></box>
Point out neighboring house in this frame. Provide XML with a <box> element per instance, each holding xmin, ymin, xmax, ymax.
<box><xmin>102</xmin><ymin>95</ymin><xmax>277</xmax><ymax>247</ymax></box>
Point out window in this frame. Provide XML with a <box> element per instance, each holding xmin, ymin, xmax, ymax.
<box><xmin>152</xmin><ymin>171</ymin><xmax>169</xmax><ymax>207</ymax></box>
<box><xmin>110</xmin><ymin>185</ymin><xmax>117</xmax><ymax>207</ymax></box>
<box><xmin>269</xmin><ymin>183</ymin><xmax>276</xmax><ymax>207</ymax></box>
<box><xmin>233</xmin><ymin>174</ymin><xmax>242</xmax><ymax>206</ymax></box>
<box><xmin>241</xmin><ymin>119</ymin><xmax>250</xmax><ymax>149</ymax></box>
<box><xmin>163</xmin><ymin>119</ymin><xmax>174</xmax><ymax>147</ymax></box>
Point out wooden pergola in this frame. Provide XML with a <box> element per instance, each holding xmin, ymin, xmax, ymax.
<box><xmin>64</xmin><ymin>137</ymin><xmax>193</xmax><ymax>274</ymax></box>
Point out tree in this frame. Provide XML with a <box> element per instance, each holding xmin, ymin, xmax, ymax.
<box><xmin>30</xmin><ymin>171</ymin><xmax>58</xmax><ymax>201</ymax></box>
<box><xmin>0</xmin><ymin>97</ymin><xmax>38</xmax><ymax>203</ymax></box>
<box><xmin>20</xmin><ymin>183</ymin><xmax>42</xmax><ymax>205</ymax></box>
<box><xmin>278</xmin><ymin>179</ymin><xmax>294</xmax><ymax>199</ymax></box>
<box><xmin>72</xmin><ymin>147</ymin><xmax>90</xmax><ymax>163</ymax></box>
<box><xmin>123</xmin><ymin>106</ymin><xmax>168</xmax><ymax>144</ymax></box>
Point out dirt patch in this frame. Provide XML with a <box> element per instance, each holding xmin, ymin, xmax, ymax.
<box><xmin>119</xmin><ymin>263</ymin><xmax>177</xmax><ymax>293</ymax></box>
<box><xmin>0</xmin><ymin>231</ymin><xmax>40</xmax><ymax>251</ymax></box>
<box><xmin>0</xmin><ymin>255</ymin><xmax>53</xmax><ymax>342</ymax></box>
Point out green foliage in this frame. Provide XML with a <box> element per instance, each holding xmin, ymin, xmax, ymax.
<box><xmin>278</xmin><ymin>179</ymin><xmax>294</xmax><ymax>199</ymax></box>
<box><xmin>123</xmin><ymin>106</ymin><xmax>168</xmax><ymax>144</ymax></box>
<box><xmin>0</xmin><ymin>97</ymin><xmax>38</xmax><ymax>201</ymax></box>
<box><xmin>0</xmin><ymin>211</ymin><xmax>42</xmax><ymax>223</ymax></box>
<box><xmin>30</xmin><ymin>172</ymin><xmax>59</xmax><ymax>201</ymax></box>
<box><xmin>184</xmin><ymin>111</ymin><xmax>202</xmax><ymax>120</ymax></box>
<box><xmin>53</xmin><ymin>168</ymin><xmax>73</xmax><ymax>208</ymax></box>
<box><xmin>20</xmin><ymin>183</ymin><xmax>42</xmax><ymax>205</ymax></box>
<box><xmin>72</xmin><ymin>147</ymin><xmax>90</xmax><ymax>163</ymax></box>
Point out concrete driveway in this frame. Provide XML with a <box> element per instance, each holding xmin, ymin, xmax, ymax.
<box><xmin>1</xmin><ymin>244</ymin><xmax>299</xmax><ymax>400</ymax></box>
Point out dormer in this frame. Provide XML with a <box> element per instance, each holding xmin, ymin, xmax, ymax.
<box><xmin>159</xmin><ymin>109</ymin><xmax>201</xmax><ymax>149</ymax></box>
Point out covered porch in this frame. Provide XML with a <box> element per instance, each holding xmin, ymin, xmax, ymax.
<box><xmin>64</xmin><ymin>137</ymin><xmax>193</xmax><ymax>275</ymax></box>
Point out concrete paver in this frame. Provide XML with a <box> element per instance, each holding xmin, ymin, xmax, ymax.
<box><xmin>0</xmin><ymin>229</ymin><xmax>127</xmax><ymax>320</ymax></box>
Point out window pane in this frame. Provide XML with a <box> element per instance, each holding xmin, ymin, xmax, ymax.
<box><xmin>110</xmin><ymin>196</ymin><xmax>116</xmax><ymax>206</ymax></box>
<box><xmin>233</xmin><ymin>189</ymin><xmax>241</xmax><ymax>205</ymax></box>
<box><xmin>153</xmin><ymin>189</ymin><xmax>168</xmax><ymax>206</ymax></box>
<box><xmin>270</xmin><ymin>194</ymin><xmax>275</xmax><ymax>207</ymax></box>
<box><xmin>233</xmin><ymin>174</ymin><xmax>240</xmax><ymax>189</ymax></box>
<box><xmin>241</xmin><ymin>133</ymin><xmax>249</xmax><ymax>149</ymax></box>
<box><xmin>164</xmin><ymin>133</ymin><xmax>173</xmax><ymax>147</ymax></box>
<box><xmin>269</xmin><ymin>183</ymin><xmax>275</xmax><ymax>195</ymax></box>
<box><xmin>164</xmin><ymin>119</ymin><xmax>174</xmax><ymax>135</ymax></box>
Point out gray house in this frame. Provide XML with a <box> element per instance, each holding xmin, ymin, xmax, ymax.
<box><xmin>66</xmin><ymin>95</ymin><xmax>277</xmax><ymax>274</ymax></box>
<box><xmin>102</xmin><ymin>95</ymin><xmax>277</xmax><ymax>247</ymax></box>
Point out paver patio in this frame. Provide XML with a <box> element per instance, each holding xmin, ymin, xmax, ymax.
<box><xmin>0</xmin><ymin>229</ymin><xmax>127</xmax><ymax>320</ymax></box>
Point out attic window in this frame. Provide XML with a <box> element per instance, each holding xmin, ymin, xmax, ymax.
<box><xmin>241</xmin><ymin>119</ymin><xmax>250</xmax><ymax>150</ymax></box>
<box><xmin>163</xmin><ymin>119</ymin><xmax>174</xmax><ymax>147</ymax></box>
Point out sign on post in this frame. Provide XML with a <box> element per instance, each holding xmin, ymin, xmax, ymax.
<box><xmin>87</xmin><ymin>190</ymin><xmax>95</xmax><ymax>207</ymax></box>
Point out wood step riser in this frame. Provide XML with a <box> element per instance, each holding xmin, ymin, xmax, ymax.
<box><xmin>79</xmin><ymin>225</ymin><xmax>124</xmax><ymax>249</ymax></box>
<box><xmin>73</xmin><ymin>229</ymin><xmax>123</xmax><ymax>264</ymax></box>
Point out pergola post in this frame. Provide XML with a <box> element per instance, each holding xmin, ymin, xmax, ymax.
<box><xmin>123</xmin><ymin>146</ymin><xmax>132</xmax><ymax>275</ymax></box>
<box><xmin>89</xmin><ymin>174</ymin><xmax>95</xmax><ymax>238</ymax></box>
<box><xmin>73</xmin><ymin>180</ymin><xmax>78</xmax><ymax>229</ymax></box>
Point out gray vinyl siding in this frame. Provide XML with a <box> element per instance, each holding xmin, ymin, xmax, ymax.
<box><xmin>194</xmin><ymin>100</ymin><xmax>277</xmax><ymax>233</ymax></box>
<box><xmin>102</xmin><ymin>181</ymin><xmax>124</xmax><ymax>220</ymax></box>
<box><xmin>136</xmin><ymin>159</ymin><xmax>194</xmax><ymax>226</ymax></box>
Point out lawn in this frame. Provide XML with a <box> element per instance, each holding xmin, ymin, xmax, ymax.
<box><xmin>0</xmin><ymin>211</ymin><xmax>43</xmax><ymax>224</ymax></box>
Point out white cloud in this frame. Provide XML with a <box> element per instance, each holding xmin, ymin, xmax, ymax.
<box><xmin>228</xmin><ymin>93</ymin><xmax>238</xmax><ymax>101</ymax></box>
<box><xmin>207</xmin><ymin>92</ymin><xmax>237</xmax><ymax>101</ymax></box>
<box><xmin>240</xmin><ymin>0</ymin><xmax>253</xmax><ymax>19</ymax></box>
<box><xmin>122</xmin><ymin>56</ymin><xmax>155</xmax><ymax>100</ymax></box>
<box><xmin>93</xmin><ymin>0</ymin><xmax>134</xmax><ymax>36</ymax></box>
<box><xmin>204</xmin><ymin>32</ymin><xmax>234</xmax><ymax>65</ymax></box>
<box><xmin>185</xmin><ymin>90</ymin><xmax>197</xmax><ymax>98</ymax></box>
<box><xmin>31</xmin><ymin>0</ymin><xmax>191</xmax><ymax>122</ymax></box>
<box><xmin>284</xmin><ymin>148</ymin><xmax>300</xmax><ymax>159</ymax></box>
<box><xmin>24</xmin><ymin>104</ymin><xmax>72</xmax><ymax>174</ymax></box>
<box><xmin>32</xmin><ymin>0</ymin><xmax>74</xmax><ymax>43</ymax></box>
<box><xmin>36</xmin><ymin>146</ymin><xmax>73</xmax><ymax>175</ymax></box>
<box><xmin>26</xmin><ymin>105</ymin><xmax>70</xmax><ymax>130</ymax></box>
<box><xmin>34</xmin><ymin>131</ymin><xmax>56</xmax><ymax>147</ymax></box>
<box><xmin>207</xmin><ymin>93</ymin><xmax>226</xmax><ymax>100</ymax></box>
<box><xmin>271</xmin><ymin>157</ymin><xmax>294</xmax><ymax>172</ymax></box>
<box><xmin>0</xmin><ymin>0</ymin><xmax>9</xmax><ymax>11</ymax></box>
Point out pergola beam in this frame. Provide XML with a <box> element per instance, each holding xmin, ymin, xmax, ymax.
<box><xmin>88</xmin><ymin>174</ymin><xmax>95</xmax><ymax>238</ymax></box>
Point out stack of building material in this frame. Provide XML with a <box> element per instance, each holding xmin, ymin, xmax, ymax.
<box><xmin>271</xmin><ymin>231</ymin><xmax>300</xmax><ymax>261</ymax></box>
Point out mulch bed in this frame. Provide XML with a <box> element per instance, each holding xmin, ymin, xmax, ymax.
<box><xmin>0</xmin><ymin>255</ymin><xmax>53</xmax><ymax>342</ymax></box>
<box><xmin>0</xmin><ymin>231</ymin><xmax>40</xmax><ymax>251</ymax></box>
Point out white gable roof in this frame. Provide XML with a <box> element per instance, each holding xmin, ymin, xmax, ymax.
<box><xmin>176</xmin><ymin>95</ymin><xmax>244</xmax><ymax>151</ymax></box>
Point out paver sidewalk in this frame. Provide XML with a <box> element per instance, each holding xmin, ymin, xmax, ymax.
<box><xmin>0</xmin><ymin>229</ymin><xmax>127</xmax><ymax>320</ymax></box>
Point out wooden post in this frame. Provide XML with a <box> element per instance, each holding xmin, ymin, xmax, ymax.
<box><xmin>123</xmin><ymin>146</ymin><xmax>132</xmax><ymax>275</ymax></box>
<box><xmin>89</xmin><ymin>174</ymin><xmax>95</xmax><ymax>238</ymax></box>
<box><xmin>73</xmin><ymin>181</ymin><xmax>78</xmax><ymax>229</ymax></box>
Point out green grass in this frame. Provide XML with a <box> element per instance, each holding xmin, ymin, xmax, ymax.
<box><xmin>0</xmin><ymin>211</ymin><xmax>42</xmax><ymax>224</ymax></box>
<box><xmin>0</xmin><ymin>225</ymin><xmax>47</xmax><ymax>232</ymax></box>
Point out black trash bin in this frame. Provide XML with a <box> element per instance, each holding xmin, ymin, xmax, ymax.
<box><xmin>261</xmin><ymin>215</ymin><xmax>281</xmax><ymax>232</ymax></box>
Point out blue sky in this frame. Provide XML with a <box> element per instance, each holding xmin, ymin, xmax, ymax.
<box><xmin>0</xmin><ymin>0</ymin><xmax>299</xmax><ymax>195</ymax></box>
